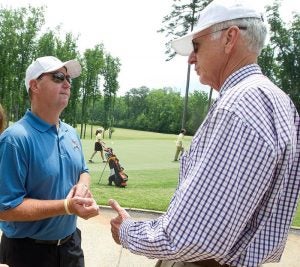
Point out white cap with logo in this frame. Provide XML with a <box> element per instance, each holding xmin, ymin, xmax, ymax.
<box><xmin>25</xmin><ymin>56</ymin><xmax>81</xmax><ymax>92</ymax></box>
<box><xmin>171</xmin><ymin>0</ymin><xmax>263</xmax><ymax>56</ymax></box>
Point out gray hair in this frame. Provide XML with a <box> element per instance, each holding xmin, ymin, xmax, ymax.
<box><xmin>210</xmin><ymin>18</ymin><xmax>267</xmax><ymax>55</ymax></box>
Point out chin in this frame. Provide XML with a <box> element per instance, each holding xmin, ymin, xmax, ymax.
<box><xmin>199</xmin><ymin>77</ymin><xmax>208</xmax><ymax>86</ymax></box>
<box><xmin>60</xmin><ymin>101</ymin><xmax>69</xmax><ymax>109</ymax></box>
<box><xmin>199</xmin><ymin>76</ymin><xmax>213</xmax><ymax>88</ymax></box>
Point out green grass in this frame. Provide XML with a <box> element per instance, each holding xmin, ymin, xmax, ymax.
<box><xmin>81</xmin><ymin>129</ymin><xmax>189</xmax><ymax>211</ymax></box>
<box><xmin>80</xmin><ymin>127</ymin><xmax>300</xmax><ymax>227</ymax></box>
<box><xmin>293</xmin><ymin>204</ymin><xmax>300</xmax><ymax>227</ymax></box>
<box><xmin>92</xmin><ymin>169</ymin><xmax>178</xmax><ymax>211</ymax></box>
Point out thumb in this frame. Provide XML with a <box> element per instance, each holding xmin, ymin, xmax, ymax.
<box><xmin>109</xmin><ymin>199</ymin><xmax>122</xmax><ymax>211</ymax></box>
<box><xmin>109</xmin><ymin>199</ymin><xmax>130</xmax><ymax>219</ymax></box>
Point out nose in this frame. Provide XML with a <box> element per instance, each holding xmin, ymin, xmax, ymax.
<box><xmin>62</xmin><ymin>79</ymin><xmax>71</xmax><ymax>90</ymax></box>
<box><xmin>62</xmin><ymin>74</ymin><xmax>71</xmax><ymax>87</ymax></box>
<box><xmin>188</xmin><ymin>52</ymin><xmax>196</xmax><ymax>65</ymax></box>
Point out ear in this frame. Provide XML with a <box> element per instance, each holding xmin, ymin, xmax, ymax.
<box><xmin>29</xmin><ymin>79</ymin><xmax>39</xmax><ymax>93</ymax></box>
<box><xmin>223</xmin><ymin>26</ymin><xmax>240</xmax><ymax>54</ymax></box>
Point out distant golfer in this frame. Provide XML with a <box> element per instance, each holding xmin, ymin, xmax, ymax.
<box><xmin>173</xmin><ymin>128</ymin><xmax>186</xmax><ymax>161</ymax></box>
<box><xmin>89</xmin><ymin>128</ymin><xmax>106</xmax><ymax>163</ymax></box>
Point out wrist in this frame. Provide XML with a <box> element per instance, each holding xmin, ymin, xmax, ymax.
<box><xmin>64</xmin><ymin>199</ymin><xmax>72</xmax><ymax>215</ymax></box>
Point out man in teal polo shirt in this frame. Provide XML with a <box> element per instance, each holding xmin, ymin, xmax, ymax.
<box><xmin>0</xmin><ymin>56</ymin><xmax>100</xmax><ymax>267</ymax></box>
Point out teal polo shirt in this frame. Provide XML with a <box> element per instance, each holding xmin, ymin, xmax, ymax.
<box><xmin>0</xmin><ymin>110</ymin><xmax>88</xmax><ymax>240</ymax></box>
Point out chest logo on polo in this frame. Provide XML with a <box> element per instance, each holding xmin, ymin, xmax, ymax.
<box><xmin>71</xmin><ymin>139</ymin><xmax>80</xmax><ymax>151</ymax></box>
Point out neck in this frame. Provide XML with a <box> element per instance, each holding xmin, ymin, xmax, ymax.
<box><xmin>31</xmin><ymin>105</ymin><xmax>60</xmax><ymax>126</ymax></box>
<box><xmin>226</xmin><ymin>55</ymin><xmax>256</xmax><ymax>75</ymax></box>
<box><xmin>216</xmin><ymin>53</ymin><xmax>257</xmax><ymax>91</ymax></box>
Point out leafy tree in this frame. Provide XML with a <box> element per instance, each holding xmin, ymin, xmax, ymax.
<box><xmin>158</xmin><ymin>0</ymin><xmax>211</xmax><ymax>61</ymax></box>
<box><xmin>258</xmin><ymin>45</ymin><xmax>278</xmax><ymax>81</ymax></box>
<box><xmin>4</xmin><ymin>3</ymin><xmax>300</xmax><ymax>137</ymax></box>
<box><xmin>111</xmin><ymin>96</ymin><xmax>127</xmax><ymax>128</ymax></box>
<box><xmin>144</xmin><ymin>88</ymin><xmax>182</xmax><ymax>133</ymax></box>
<box><xmin>123</xmin><ymin>86</ymin><xmax>150</xmax><ymax>128</ymax></box>
<box><xmin>259</xmin><ymin>1</ymin><xmax>300</xmax><ymax>111</ymax></box>
<box><xmin>158</xmin><ymin>0</ymin><xmax>213</xmax><ymax>129</ymax></box>
<box><xmin>110</xmin><ymin>87</ymin><xmax>184</xmax><ymax>133</ymax></box>
<box><xmin>0</xmin><ymin>6</ymin><xmax>45</xmax><ymax>121</ymax></box>
<box><xmin>102</xmin><ymin>54</ymin><xmax>121</xmax><ymax>135</ymax></box>
<box><xmin>57</xmin><ymin>32</ymin><xmax>81</xmax><ymax>127</ymax></box>
<box><xmin>80</xmin><ymin>44</ymin><xmax>105</xmax><ymax>138</ymax></box>
<box><xmin>36</xmin><ymin>30</ymin><xmax>57</xmax><ymax>57</ymax></box>
<box><xmin>186</xmin><ymin>90</ymin><xmax>208</xmax><ymax>133</ymax></box>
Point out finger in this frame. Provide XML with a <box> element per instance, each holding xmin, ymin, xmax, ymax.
<box><xmin>108</xmin><ymin>199</ymin><xmax>122</xmax><ymax>212</ymax></box>
<box><xmin>74</xmin><ymin>184</ymin><xmax>89</xmax><ymax>197</ymax></box>
<box><xmin>73</xmin><ymin>197</ymin><xmax>95</xmax><ymax>208</ymax></box>
<box><xmin>109</xmin><ymin>199</ymin><xmax>130</xmax><ymax>219</ymax></box>
<box><xmin>85</xmin><ymin>191</ymin><xmax>92</xmax><ymax>198</ymax></box>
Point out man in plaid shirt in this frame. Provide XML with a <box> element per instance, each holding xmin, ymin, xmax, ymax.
<box><xmin>109</xmin><ymin>0</ymin><xmax>300</xmax><ymax>266</ymax></box>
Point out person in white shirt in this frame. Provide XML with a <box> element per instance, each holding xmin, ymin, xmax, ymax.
<box><xmin>89</xmin><ymin>128</ymin><xmax>106</xmax><ymax>163</ymax></box>
<box><xmin>173</xmin><ymin>128</ymin><xmax>186</xmax><ymax>161</ymax></box>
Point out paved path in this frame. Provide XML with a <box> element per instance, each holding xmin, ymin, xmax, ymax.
<box><xmin>80</xmin><ymin>207</ymin><xmax>300</xmax><ymax>267</ymax></box>
<box><xmin>79</xmin><ymin>207</ymin><xmax>158</xmax><ymax>267</ymax></box>
<box><xmin>1</xmin><ymin>208</ymin><xmax>299</xmax><ymax>266</ymax></box>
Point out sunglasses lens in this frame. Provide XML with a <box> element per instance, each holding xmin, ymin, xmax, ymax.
<box><xmin>192</xmin><ymin>41</ymin><xmax>198</xmax><ymax>54</ymax></box>
<box><xmin>52</xmin><ymin>72</ymin><xmax>71</xmax><ymax>84</ymax></box>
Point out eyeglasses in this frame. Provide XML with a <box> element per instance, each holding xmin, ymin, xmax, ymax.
<box><xmin>192</xmin><ymin>26</ymin><xmax>247</xmax><ymax>54</ymax></box>
<box><xmin>37</xmin><ymin>72</ymin><xmax>72</xmax><ymax>84</ymax></box>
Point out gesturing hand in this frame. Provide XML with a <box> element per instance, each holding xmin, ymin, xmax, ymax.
<box><xmin>68</xmin><ymin>197</ymin><xmax>100</xmax><ymax>220</ymax></box>
<box><xmin>67</xmin><ymin>183</ymin><xmax>91</xmax><ymax>198</ymax></box>
<box><xmin>109</xmin><ymin>199</ymin><xmax>130</xmax><ymax>245</ymax></box>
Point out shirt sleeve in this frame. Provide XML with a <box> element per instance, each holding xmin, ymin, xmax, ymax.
<box><xmin>119</xmin><ymin>109</ymin><xmax>275</xmax><ymax>261</ymax></box>
<box><xmin>0</xmin><ymin>140</ymin><xmax>27</xmax><ymax>211</ymax></box>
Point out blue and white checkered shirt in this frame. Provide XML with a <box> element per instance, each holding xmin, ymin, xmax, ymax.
<box><xmin>120</xmin><ymin>64</ymin><xmax>300</xmax><ymax>267</ymax></box>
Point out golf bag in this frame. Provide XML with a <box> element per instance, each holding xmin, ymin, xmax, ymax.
<box><xmin>105</xmin><ymin>148</ymin><xmax>128</xmax><ymax>187</ymax></box>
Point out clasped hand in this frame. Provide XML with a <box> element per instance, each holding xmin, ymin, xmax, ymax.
<box><xmin>66</xmin><ymin>183</ymin><xmax>100</xmax><ymax>220</ymax></box>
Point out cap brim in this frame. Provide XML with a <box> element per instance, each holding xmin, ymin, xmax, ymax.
<box><xmin>45</xmin><ymin>59</ymin><xmax>81</xmax><ymax>79</ymax></box>
<box><xmin>64</xmin><ymin>60</ymin><xmax>81</xmax><ymax>78</ymax></box>
<box><xmin>171</xmin><ymin>34</ymin><xmax>194</xmax><ymax>56</ymax></box>
<box><xmin>171</xmin><ymin>24</ymin><xmax>211</xmax><ymax>56</ymax></box>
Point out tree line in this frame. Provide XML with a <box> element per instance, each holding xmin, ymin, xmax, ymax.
<box><xmin>0</xmin><ymin>1</ymin><xmax>299</xmax><ymax>137</ymax></box>
<box><xmin>0</xmin><ymin>6</ymin><xmax>120</xmax><ymax>138</ymax></box>
<box><xmin>86</xmin><ymin>86</ymin><xmax>209</xmax><ymax>135</ymax></box>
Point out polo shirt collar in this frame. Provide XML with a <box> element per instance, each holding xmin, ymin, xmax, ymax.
<box><xmin>25</xmin><ymin>109</ymin><xmax>62</xmax><ymax>133</ymax></box>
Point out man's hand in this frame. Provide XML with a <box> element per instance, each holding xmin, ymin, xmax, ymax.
<box><xmin>67</xmin><ymin>183</ymin><xmax>91</xmax><ymax>198</ymax></box>
<box><xmin>109</xmin><ymin>199</ymin><xmax>130</xmax><ymax>245</ymax></box>
<box><xmin>68</xmin><ymin>197</ymin><xmax>100</xmax><ymax>220</ymax></box>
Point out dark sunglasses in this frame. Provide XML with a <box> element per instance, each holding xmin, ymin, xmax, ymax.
<box><xmin>38</xmin><ymin>72</ymin><xmax>72</xmax><ymax>84</ymax></box>
<box><xmin>192</xmin><ymin>26</ymin><xmax>247</xmax><ymax>54</ymax></box>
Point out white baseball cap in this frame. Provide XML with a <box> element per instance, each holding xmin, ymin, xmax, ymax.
<box><xmin>171</xmin><ymin>0</ymin><xmax>263</xmax><ymax>56</ymax></box>
<box><xmin>25</xmin><ymin>56</ymin><xmax>81</xmax><ymax>91</ymax></box>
